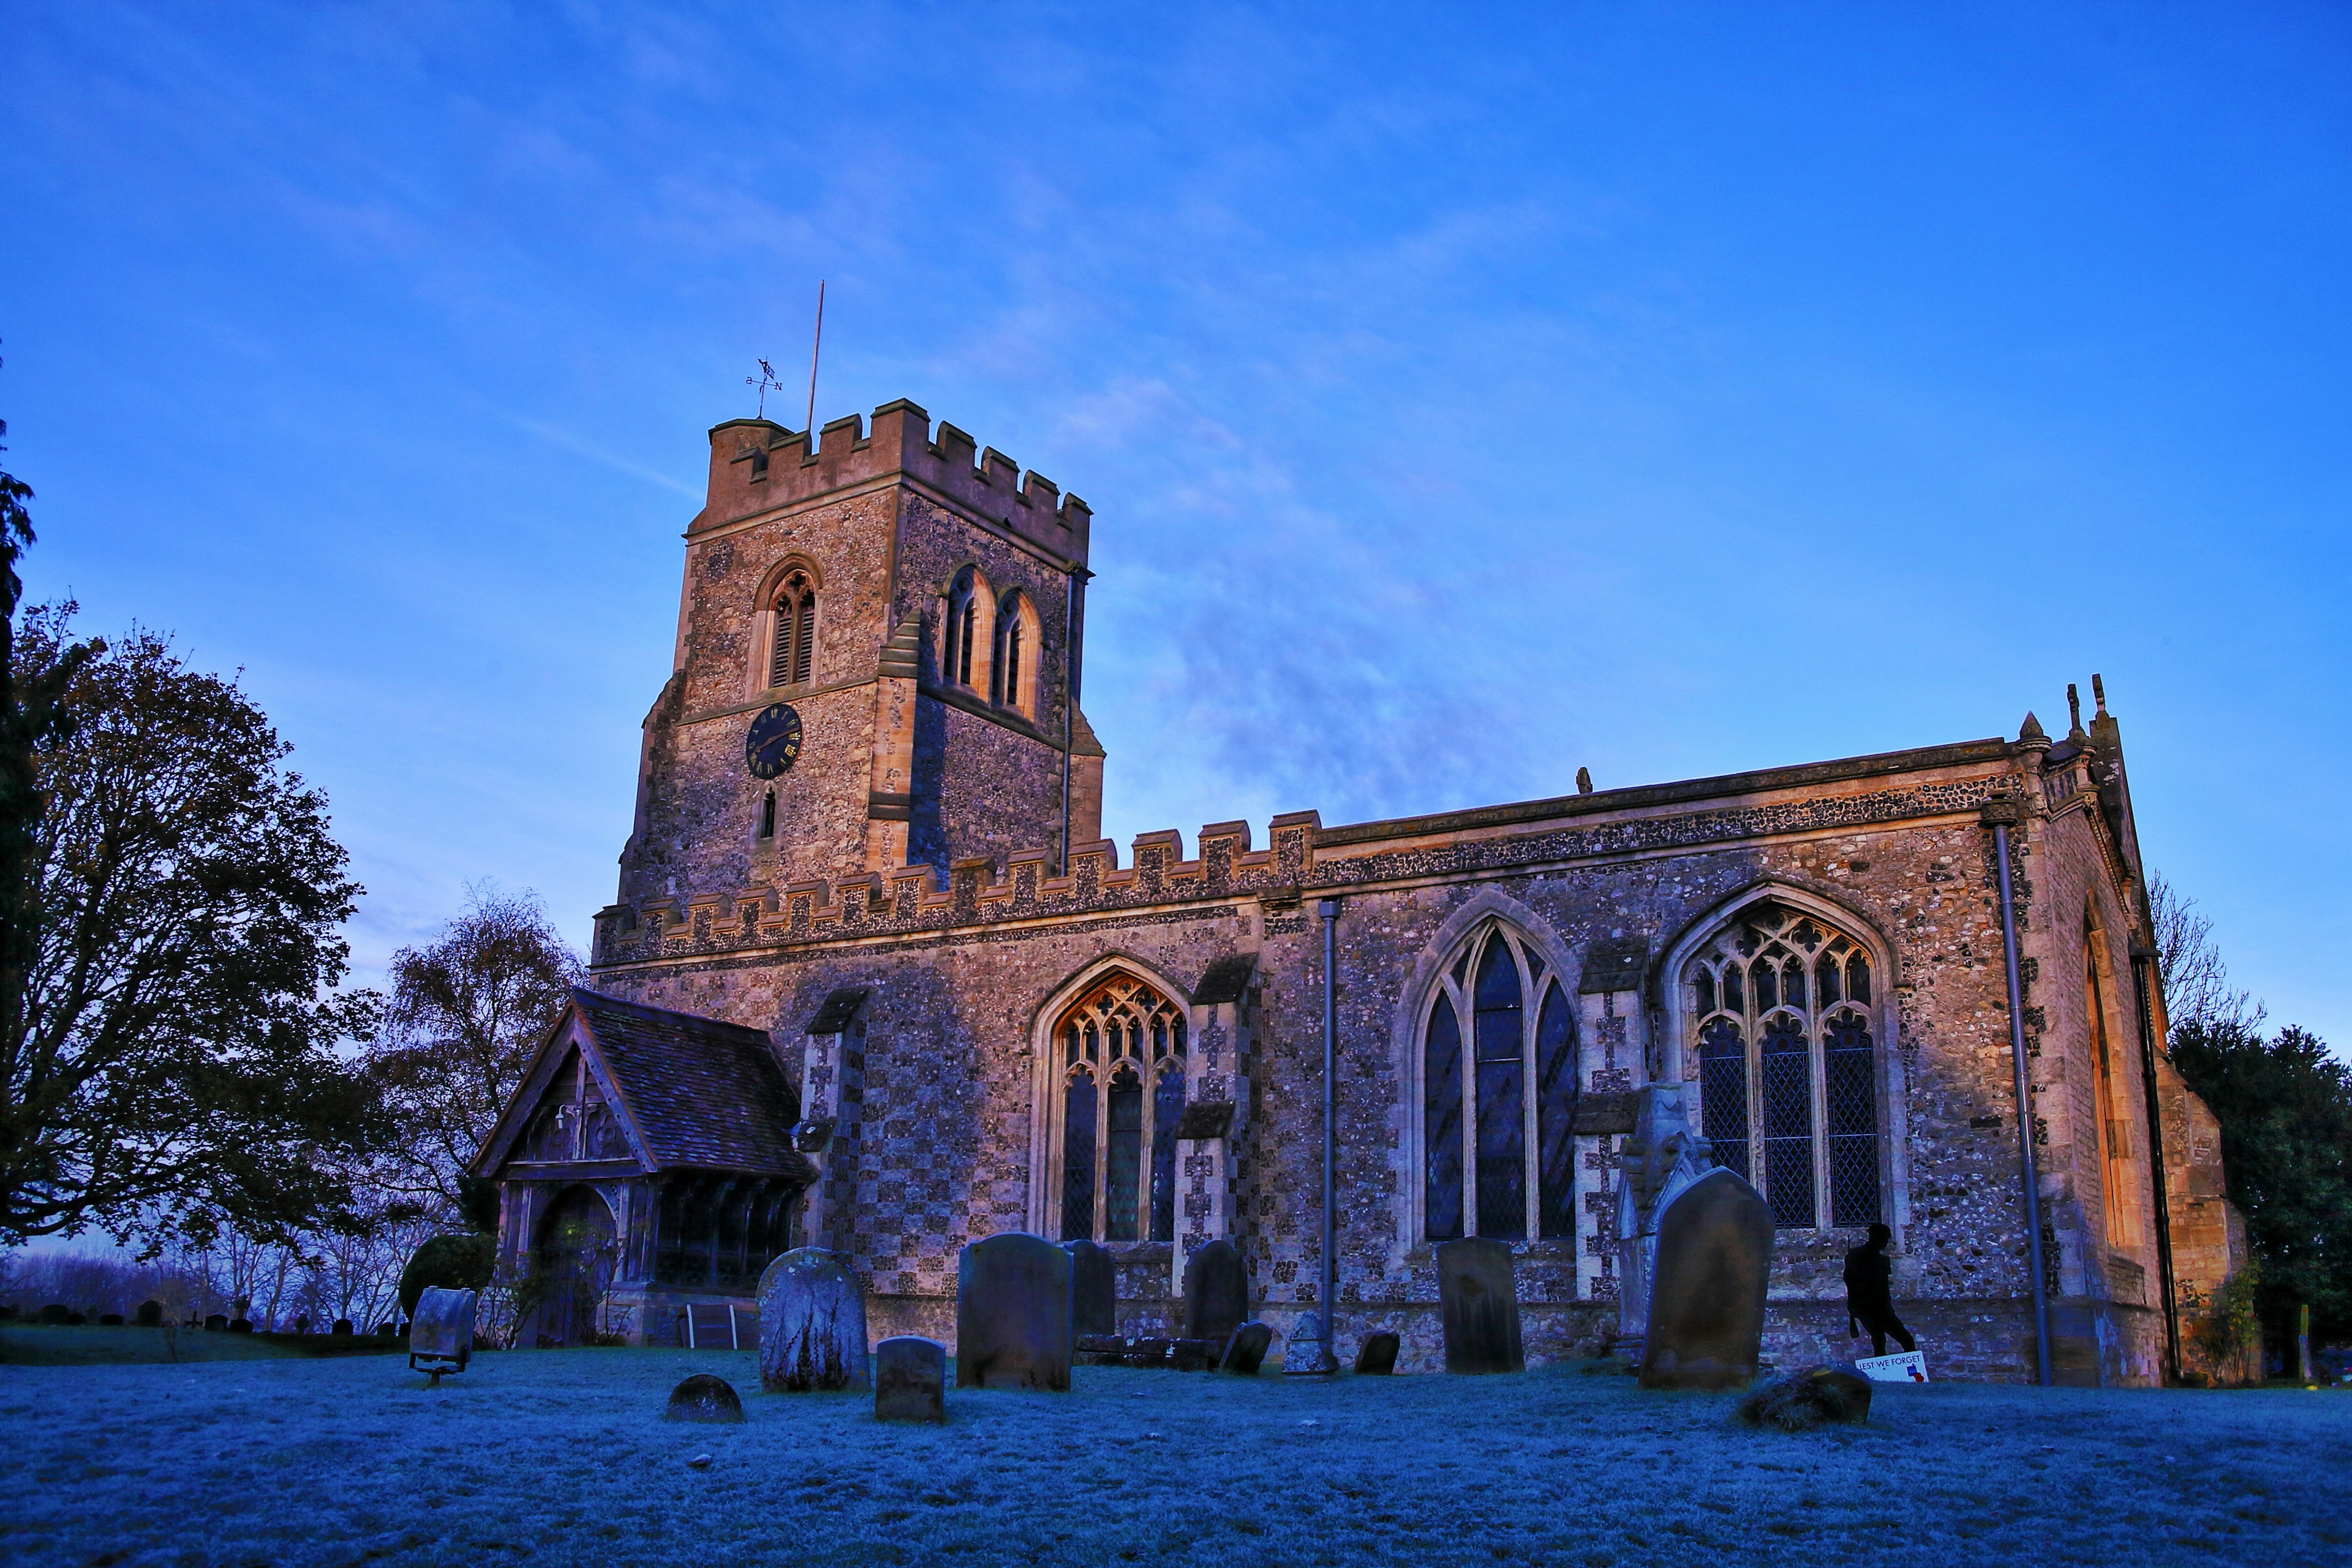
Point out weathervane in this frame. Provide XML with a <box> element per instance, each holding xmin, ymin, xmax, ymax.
<box><xmin>747</xmin><ymin>358</ymin><xmax>783</xmax><ymax>421</ymax></box>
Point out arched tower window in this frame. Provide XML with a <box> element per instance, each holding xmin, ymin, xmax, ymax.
<box><xmin>1420</xmin><ymin>922</ymin><xmax>1578</xmax><ymax>1242</ymax></box>
<box><xmin>1682</xmin><ymin>901</ymin><xmax>1883</xmax><ymax>1229</ymax></box>
<box><xmin>769</xmin><ymin>569</ymin><xmax>817</xmax><ymax>688</ymax></box>
<box><xmin>944</xmin><ymin>567</ymin><xmax>993</xmax><ymax>693</ymax></box>
<box><xmin>1055</xmin><ymin>972</ymin><xmax>1187</xmax><ymax>1244</ymax></box>
<box><xmin>991</xmin><ymin>590</ymin><xmax>1041</xmax><ymax>717</ymax></box>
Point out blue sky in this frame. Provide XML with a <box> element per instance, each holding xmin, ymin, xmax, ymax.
<box><xmin>3</xmin><ymin>2</ymin><xmax>2347</xmax><ymax>1050</ymax></box>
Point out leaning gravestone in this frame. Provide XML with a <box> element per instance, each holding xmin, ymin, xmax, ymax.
<box><xmin>758</xmin><ymin>1248</ymin><xmax>870</xmax><ymax>1392</ymax></box>
<box><xmin>664</xmin><ymin>1374</ymin><xmax>745</xmax><ymax>1423</ymax></box>
<box><xmin>875</xmin><ymin>1336</ymin><xmax>948</xmax><ymax>1422</ymax></box>
<box><xmin>1065</xmin><ymin>1240</ymin><xmax>1117</xmax><ymax>1338</ymax></box>
<box><xmin>1437</xmin><ymin>1237</ymin><xmax>1525</xmax><ymax>1374</ymax></box>
<box><xmin>1219</xmin><ymin>1321</ymin><xmax>1273</xmax><ymax>1375</ymax></box>
<box><xmin>1180</xmin><ymin>1239</ymin><xmax>1247</xmax><ymax>1351</ymax></box>
<box><xmin>956</xmin><ymin>1232</ymin><xmax>1072</xmax><ymax>1392</ymax></box>
<box><xmin>1281</xmin><ymin>1311</ymin><xmax>1335</xmax><ymax>1374</ymax></box>
<box><xmin>1638</xmin><ymin>1167</ymin><xmax>1773</xmax><ymax>1391</ymax></box>
<box><xmin>1354</xmin><ymin>1330</ymin><xmax>1400</xmax><ymax>1375</ymax></box>
<box><xmin>408</xmin><ymin>1286</ymin><xmax>477</xmax><ymax>1381</ymax></box>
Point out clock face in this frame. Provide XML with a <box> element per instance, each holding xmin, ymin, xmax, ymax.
<box><xmin>745</xmin><ymin>704</ymin><xmax>803</xmax><ymax>780</ymax></box>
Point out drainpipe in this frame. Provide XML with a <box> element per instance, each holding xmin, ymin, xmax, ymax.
<box><xmin>2130</xmin><ymin>946</ymin><xmax>2182</xmax><ymax>1384</ymax></box>
<box><xmin>1987</xmin><ymin>799</ymin><xmax>2055</xmax><ymax>1387</ymax></box>
<box><xmin>1319</xmin><ymin>897</ymin><xmax>1340</xmax><ymax>1370</ymax></box>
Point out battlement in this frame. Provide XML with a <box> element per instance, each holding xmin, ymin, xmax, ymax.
<box><xmin>699</xmin><ymin>400</ymin><xmax>1091</xmax><ymax>566</ymax></box>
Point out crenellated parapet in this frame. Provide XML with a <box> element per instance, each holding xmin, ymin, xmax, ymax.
<box><xmin>699</xmin><ymin>399</ymin><xmax>1091</xmax><ymax>567</ymax></box>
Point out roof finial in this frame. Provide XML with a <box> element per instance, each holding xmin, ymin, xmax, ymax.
<box><xmin>2066</xmin><ymin>683</ymin><xmax>2084</xmax><ymax>739</ymax></box>
<box><xmin>2092</xmin><ymin>673</ymin><xmax>2108</xmax><ymax>718</ymax></box>
<box><xmin>2018</xmin><ymin>710</ymin><xmax>2048</xmax><ymax>745</ymax></box>
<box><xmin>1575</xmin><ymin>767</ymin><xmax>1594</xmax><ymax>796</ymax></box>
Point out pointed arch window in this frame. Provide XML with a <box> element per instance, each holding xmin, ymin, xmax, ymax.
<box><xmin>1420</xmin><ymin>922</ymin><xmax>1578</xmax><ymax>1242</ymax></box>
<box><xmin>991</xmin><ymin>590</ymin><xmax>1039</xmax><ymax>717</ymax></box>
<box><xmin>769</xmin><ymin>570</ymin><xmax>817</xmax><ymax>688</ymax></box>
<box><xmin>1055</xmin><ymin>973</ymin><xmax>1187</xmax><ymax>1244</ymax></box>
<box><xmin>945</xmin><ymin>568</ymin><xmax>991</xmax><ymax>692</ymax></box>
<box><xmin>1683</xmin><ymin>903</ymin><xmax>1884</xmax><ymax>1229</ymax></box>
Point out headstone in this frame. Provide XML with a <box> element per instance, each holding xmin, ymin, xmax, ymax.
<box><xmin>757</xmin><ymin>1248</ymin><xmax>870</xmax><ymax>1392</ymax></box>
<box><xmin>1180</xmin><ymin>1239</ymin><xmax>1246</xmax><ymax>1350</ymax></box>
<box><xmin>1064</xmin><ymin>1240</ymin><xmax>1116</xmax><ymax>1338</ymax></box>
<box><xmin>204</xmin><ymin>1313</ymin><xmax>227</xmax><ymax>1332</ymax></box>
<box><xmin>1638</xmin><ymin>1167</ymin><xmax>1773</xmax><ymax>1391</ymax></box>
<box><xmin>1218</xmin><ymin>1320</ymin><xmax>1273</xmax><ymax>1374</ymax></box>
<box><xmin>134</xmin><ymin>1300</ymin><xmax>164</xmax><ymax>1327</ymax></box>
<box><xmin>1282</xmin><ymin>1312</ymin><xmax>1336</xmax><ymax>1374</ymax></box>
<box><xmin>293</xmin><ymin>1314</ymin><xmax>311</xmax><ymax>1334</ymax></box>
<box><xmin>1738</xmin><ymin>1366</ymin><xmax>1872</xmax><ymax>1430</ymax></box>
<box><xmin>1437</xmin><ymin>1237</ymin><xmax>1524</xmax><ymax>1374</ymax></box>
<box><xmin>1354</xmin><ymin>1330</ymin><xmax>1400</xmax><ymax>1375</ymax></box>
<box><xmin>955</xmin><ymin>1232</ymin><xmax>1072</xmax><ymax>1392</ymax></box>
<box><xmin>331</xmin><ymin>1318</ymin><xmax>354</xmax><ymax>1336</ymax></box>
<box><xmin>409</xmin><ymin>1286</ymin><xmax>477</xmax><ymax>1372</ymax></box>
<box><xmin>99</xmin><ymin>1312</ymin><xmax>124</xmax><ymax>1326</ymax></box>
<box><xmin>664</xmin><ymin>1373</ymin><xmax>745</xmax><ymax>1423</ymax></box>
<box><xmin>875</xmin><ymin>1335</ymin><xmax>948</xmax><ymax>1423</ymax></box>
<box><xmin>228</xmin><ymin>1318</ymin><xmax>253</xmax><ymax>1334</ymax></box>
<box><xmin>38</xmin><ymin>1303</ymin><xmax>69</xmax><ymax>1325</ymax></box>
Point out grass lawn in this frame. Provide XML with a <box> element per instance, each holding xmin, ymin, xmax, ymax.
<box><xmin>1</xmin><ymin>1324</ymin><xmax>406</xmax><ymax>1366</ymax></box>
<box><xmin>3</xmin><ymin>1348</ymin><xmax>2346</xmax><ymax>1567</ymax></box>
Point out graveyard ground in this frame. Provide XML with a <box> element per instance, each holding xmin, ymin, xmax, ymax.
<box><xmin>3</xmin><ymin>1347</ymin><xmax>2346</xmax><ymax>1567</ymax></box>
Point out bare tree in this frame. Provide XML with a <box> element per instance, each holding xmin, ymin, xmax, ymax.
<box><xmin>363</xmin><ymin>891</ymin><xmax>581</xmax><ymax>1219</ymax></box>
<box><xmin>2150</xmin><ymin>873</ymin><xmax>2263</xmax><ymax>1039</ymax></box>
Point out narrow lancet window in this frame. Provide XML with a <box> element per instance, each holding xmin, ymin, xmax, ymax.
<box><xmin>1424</xmin><ymin>994</ymin><xmax>1464</xmax><ymax>1240</ymax></box>
<box><xmin>1534</xmin><ymin>982</ymin><xmax>1578</xmax><ymax>1238</ymax></box>
<box><xmin>1759</xmin><ymin>1014</ymin><xmax>1815</xmax><ymax>1227</ymax></box>
<box><xmin>1472</xmin><ymin>937</ymin><xmax>1526</xmax><ymax>1238</ymax></box>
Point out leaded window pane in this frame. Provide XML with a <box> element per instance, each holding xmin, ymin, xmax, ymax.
<box><xmin>1816</xmin><ymin>955</ymin><xmax>1841</xmax><ymax>1006</ymax></box>
<box><xmin>1694</xmin><ymin>968</ymin><xmax>1716</xmax><ymax>1016</ymax></box>
<box><xmin>1846</xmin><ymin>954</ymin><xmax>1871</xmax><ymax>1005</ymax></box>
<box><xmin>1106</xmin><ymin>1066</ymin><xmax>1143</xmax><ymax>1241</ymax></box>
<box><xmin>1061</xmin><ymin>1071</ymin><xmax>1096</xmax><ymax>1241</ymax></box>
<box><xmin>1760</xmin><ymin>1014</ymin><xmax>1815</xmax><ymax>1227</ymax></box>
<box><xmin>1699</xmin><ymin>1017</ymin><xmax>1749</xmax><ymax>1182</ymax></box>
<box><xmin>1150</xmin><ymin>1065</ymin><xmax>1185</xmax><ymax>1243</ymax></box>
<box><xmin>1783</xmin><ymin>958</ymin><xmax>1805</xmax><ymax>1010</ymax></box>
<box><xmin>1724</xmin><ymin>965</ymin><xmax>1744</xmax><ymax>1016</ymax></box>
<box><xmin>1824</xmin><ymin>1009</ymin><xmax>1880</xmax><ymax>1227</ymax></box>
<box><xmin>1536</xmin><ymin>983</ymin><xmax>1578</xmax><ymax>1238</ymax></box>
<box><xmin>1752</xmin><ymin>959</ymin><xmax>1778</xmax><ymax>1012</ymax></box>
<box><xmin>1425</xmin><ymin>995</ymin><xmax>1464</xmax><ymax>1240</ymax></box>
<box><xmin>1473</xmin><ymin>939</ymin><xmax>1525</xmax><ymax>1238</ymax></box>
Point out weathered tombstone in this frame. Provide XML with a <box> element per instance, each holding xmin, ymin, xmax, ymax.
<box><xmin>1064</xmin><ymin>1240</ymin><xmax>1117</xmax><ymax>1338</ymax></box>
<box><xmin>1216</xmin><ymin>1320</ymin><xmax>1272</xmax><ymax>1374</ymax></box>
<box><xmin>1354</xmin><ymin>1330</ymin><xmax>1400</xmax><ymax>1375</ymax></box>
<box><xmin>331</xmin><ymin>1318</ymin><xmax>354</xmax><ymax>1336</ymax></box>
<box><xmin>663</xmin><ymin>1373</ymin><xmax>745</xmax><ymax>1423</ymax></box>
<box><xmin>408</xmin><ymin>1286</ymin><xmax>477</xmax><ymax>1385</ymax></box>
<box><xmin>99</xmin><ymin>1312</ymin><xmax>124</xmax><ymax>1326</ymax></box>
<box><xmin>757</xmin><ymin>1248</ymin><xmax>870</xmax><ymax>1392</ymax></box>
<box><xmin>1437</xmin><ymin>1237</ymin><xmax>1525</xmax><ymax>1374</ymax></box>
<box><xmin>134</xmin><ymin>1300</ymin><xmax>164</xmax><ymax>1328</ymax></box>
<box><xmin>875</xmin><ymin>1335</ymin><xmax>948</xmax><ymax>1423</ymax></box>
<box><xmin>1638</xmin><ymin>1167</ymin><xmax>1773</xmax><ymax>1391</ymax></box>
<box><xmin>37</xmin><ymin>1303</ymin><xmax>69</xmax><ymax>1325</ymax></box>
<box><xmin>203</xmin><ymin>1313</ymin><xmax>227</xmax><ymax>1332</ymax></box>
<box><xmin>956</xmin><ymin>1232</ymin><xmax>1072</xmax><ymax>1392</ymax></box>
<box><xmin>1282</xmin><ymin>1311</ymin><xmax>1336</xmax><ymax>1374</ymax></box>
<box><xmin>1180</xmin><ymin>1239</ymin><xmax>1247</xmax><ymax>1351</ymax></box>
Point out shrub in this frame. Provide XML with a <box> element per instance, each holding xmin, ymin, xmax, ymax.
<box><xmin>398</xmin><ymin>1234</ymin><xmax>498</xmax><ymax>1320</ymax></box>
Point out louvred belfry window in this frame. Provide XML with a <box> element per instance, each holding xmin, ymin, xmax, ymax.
<box><xmin>769</xmin><ymin>570</ymin><xmax>817</xmax><ymax>687</ymax></box>
<box><xmin>1420</xmin><ymin>922</ymin><xmax>1579</xmax><ymax>1242</ymax></box>
<box><xmin>1057</xmin><ymin>973</ymin><xmax>1187</xmax><ymax>1244</ymax></box>
<box><xmin>1684</xmin><ymin>903</ymin><xmax>1885</xmax><ymax>1229</ymax></box>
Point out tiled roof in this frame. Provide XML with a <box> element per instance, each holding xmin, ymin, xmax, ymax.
<box><xmin>572</xmin><ymin>989</ymin><xmax>812</xmax><ymax>1178</ymax></box>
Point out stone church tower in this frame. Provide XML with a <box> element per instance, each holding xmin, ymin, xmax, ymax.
<box><xmin>616</xmin><ymin>400</ymin><xmax>1104</xmax><ymax>912</ymax></box>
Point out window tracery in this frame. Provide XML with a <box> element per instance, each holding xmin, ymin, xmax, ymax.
<box><xmin>1684</xmin><ymin>903</ymin><xmax>1883</xmax><ymax>1229</ymax></box>
<box><xmin>769</xmin><ymin>569</ymin><xmax>817</xmax><ymax>688</ymax></box>
<box><xmin>1055</xmin><ymin>972</ymin><xmax>1187</xmax><ymax>1243</ymax></box>
<box><xmin>1420</xmin><ymin>922</ymin><xmax>1578</xmax><ymax>1242</ymax></box>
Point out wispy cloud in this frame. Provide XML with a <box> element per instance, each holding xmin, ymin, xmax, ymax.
<box><xmin>510</xmin><ymin>417</ymin><xmax>701</xmax><ymax>499</ymax></box>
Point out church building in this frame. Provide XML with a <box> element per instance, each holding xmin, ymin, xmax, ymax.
<box><xmin>474</xmin><ymin>399</ymin><xmax>2248</xmax><ymax>1384</ymax></box>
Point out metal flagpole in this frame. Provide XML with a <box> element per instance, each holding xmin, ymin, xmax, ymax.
<box><xmin>804</xmin><ymin>280</ymin><xmax>826</xmax><ymax>436</ymax></box>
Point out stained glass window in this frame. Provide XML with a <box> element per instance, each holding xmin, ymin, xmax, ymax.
<box><xmin>1424</xmin><ymin>994</ymin><xmax>1464</xmax><ymax>1240</ymax></box>
<box><xmin>1536</xmin><ymin>984</ymin><xmax>1578</xmax><ymax>1238</ymax></box>
<box><xmin>1054</xmin><ymin>973</ymin><xmax>1187</xmax><ymax>1244</ymax></box>
<box><xmin>1473</xmin><ymin>938</ymin><xmax>1526</xmax><ymax>1239</ymax></box>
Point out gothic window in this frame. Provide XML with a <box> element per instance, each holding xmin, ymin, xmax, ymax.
<box><xmin>991</xmin><ymin>590</ymin><xmax>1041</xmax><ymax>717</ymax></box>
<box><xmin>945</xmin><ymin>568</ymin><xmax>992</xmax><ymax>693</ymax></box>
<box><xmin>1420</xmin><ymin>922</ymin><xmax>1578</xmax><ymax>1242</ymax></box>
<box><xmin>1684</xmin><ymin>903</ymin><xmax>1884</xmax><ymax>1229</ymax></box>
<box><xmin>1055</xmin><ymin>972</ymin><xmax>1187</xmax><ymax>1244</ymax></box>
<box><xmin>769</xmin><ymin>570</ymin><xmax>817</xmax><ymax>688</ymax></box>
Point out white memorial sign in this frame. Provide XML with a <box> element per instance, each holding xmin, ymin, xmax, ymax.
<box><xmin>1855</xmin><ymin>1350</ymin><xmax>1928</xmax><ymax>1383</ymax></box>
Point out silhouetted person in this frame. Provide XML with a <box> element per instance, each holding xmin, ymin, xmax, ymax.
<box><xmin>1844</xmin><ymin>1223</ymin><xmax>1916</xmax><ymax>1357</ymax></box>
